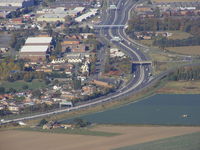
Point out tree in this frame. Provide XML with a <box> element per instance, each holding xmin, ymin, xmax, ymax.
<box><xmin>38</xmin><ymin>119</ymin><xmax>48</xmax><ymax>126</ymax></box>
<box><xmin>22</xmin><ymin>84</ymin><xmax>29</xmax><ymax>90</ymax></box>
<box><xmin>0</xmin><ymin>87</ymin><xmax>5</xmax><ymax>94</ymax></box>
<box><xmin>8</xmin><ymin>88</ymin><xmax>17</xmax><ymax>93</ymax></box>
<box><xmin>73</xmin><ymin>118</ymin><xmax>91</xmax><ymax>128</ymax></box>
<box><xmin>73</xmin><ymin>78</ymin><xmax>81</xmax><ymax>90</ymax></box>
<box><xmin>32</xmin><ymin>89</ymin><xmax>42</xmax><ymax>98</ymax></box>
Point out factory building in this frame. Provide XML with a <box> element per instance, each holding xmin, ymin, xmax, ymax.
<box><xmin>19</xmin><ymin>37</ymin><xmax>53</xmax><ymax>62</ymax></box>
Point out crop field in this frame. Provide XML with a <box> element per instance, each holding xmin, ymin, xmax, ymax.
<box><xmin>114</xmin><ymin>131</ymin><xmax>200</xmax><ymax>150</ymax></box>
<box><xmin>0</xmin><ymin>125</ymin><xmax>200</xmax><ymax>150</ymax></box>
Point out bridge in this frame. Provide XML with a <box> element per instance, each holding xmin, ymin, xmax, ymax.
<box><xmin>93</xmin><ymin>25</ymin><xmax>126</xmax><ymax>29</ymax></box>
<box><xmin>132</xmin><ymin>61</ymin><xmax>152</xmax><ymax>65</ymax></box>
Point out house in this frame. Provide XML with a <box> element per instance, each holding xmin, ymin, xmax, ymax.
<box><xmin>8</xmin><ymin>105</ymin><xmax>21</xmax><ymax>114</ymax></box>
<box><xmin>61</xmin><ymin>39</ymin><xmax>80</xmax><ymax>52</ymax></box>
<box><xmin>51</xmin><ymin>58</ymin><xmax>66</xmax><ymax>64</ymax></box>
<box><xmin>61</xmin><ymin>91</ymin><xmax>77</xmax><ymax>100</ymax></box>
<box><xmin>10</xmin><ymin>18</ymin><xmax>23</xmax><ymax>24</ymax></box>
<box><xmin>59</xmin><ymin>100</ymin><xmax>73</xmax><ymax>108</ymax></box>
<box><xmin>110</xmin><ymin>48</ymin><xmax>125</xmax><ymax>58</ymax></box>
<box><xmin>36</xmin><ymin>65</ymin><xmax>52</xmax><ymax>72</ymax></box>
<box><xmin>81</xmin><ymin>61</ymin><xmax>89</xmax><ymax>74</ymax></box>
<box><xmin>43</xmin><ymin>124</ymin><xmax>52</xmax><ymax>129</ymax></box>
<box><xmin>135</xmin><ymin>6</ymin><xmax>153</xmax><ymax>12</ymax></box>
<box><xmin>91</xmin><ymin>80</ymin><xmax>113</xmax><ymax>88</ymax></box>
<box><xmin>82</xmin><ymin>85</ymin><xmax>96</xmax><ymax>95</ymax></box>
<box><xmin>61</xmin><ymin>124</ymin><xmax>73</xmax><ymax>129</ymax></box>
<box><xmin>0</xmin><ymin>104</ymin><xmax>5</xmax><ymax>110</ymax></box>
<box><xmin>64</xmin><ymin>53</ymin><xmax>87</xmax><ymax>63</ymax></box>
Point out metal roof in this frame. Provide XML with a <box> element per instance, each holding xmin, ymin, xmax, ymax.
<box><xmin>25</xmin><ymin>37</ymin><xmax>52</xmax><ymax>44</ymax></box>
<box><xmin>20</xmin><ymin>46</ymin><xmax>48</xmax><ymax>52</ymax></box>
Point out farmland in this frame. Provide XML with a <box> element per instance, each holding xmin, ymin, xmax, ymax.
<box><xmin>114</xmin><ymin>131</ymin><xmax>200</xmax><ymax>150</ymax></box>
<box><xmin>0</xmin><ymin>125</ymin><xmax>200</xmax><ymax>150</ymax></box>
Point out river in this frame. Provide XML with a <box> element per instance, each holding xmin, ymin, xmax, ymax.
<box><xmin>61</xmin><ymin>94</ymin><xmax>200</xmax><ymax>126</ymax></box>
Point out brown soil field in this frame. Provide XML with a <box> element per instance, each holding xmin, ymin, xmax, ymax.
<box><xmin>1</xmin><ymin>125</ymin><xmax>200</xmax><ymax>150</ymax></box>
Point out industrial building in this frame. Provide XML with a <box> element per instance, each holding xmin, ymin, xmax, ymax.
<box><xmin>24</xmin><ymin>37</ymin><xmax>53</xmax><ymax>46</ymax></box>
<box><xmin>36</xmin><ymin>7</ymin><xmax>85</xmax><ymax>22</ymax></box>
<box><xmin>19</xmin><ymin>46</ymin><xmax>49</xmax><ymax>62</ymax></box>
<box><xmin>0</xmin><ymin>0</ymin><xmax>34</xmax><ymax>8</ymax></box>
<box><xmin>19</xmin><ymin>37</ymin><xmax>53</xmax><ymax>62</ymax></box>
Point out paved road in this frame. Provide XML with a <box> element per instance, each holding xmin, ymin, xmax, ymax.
<box><xmin>0</xmin><ymin>0</ymin><xmax>158</xmax><ymax>124</ymax></box>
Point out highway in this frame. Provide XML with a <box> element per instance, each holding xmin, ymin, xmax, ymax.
<box><xmin>1</xmin><ymin>0</ymin><xmax>156</xmax><ymax>124</ymax></box>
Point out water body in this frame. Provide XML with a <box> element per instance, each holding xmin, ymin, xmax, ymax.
<box><xmin>62</xmin><ymin>94</ymin><xmax>200</xmax><ymax>126</ymax></box>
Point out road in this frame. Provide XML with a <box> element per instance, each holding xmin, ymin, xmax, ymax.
<box><xmin>1</xmin><ymin>0</ymin><xmax>159</xmax><ymax>124</ymax></box>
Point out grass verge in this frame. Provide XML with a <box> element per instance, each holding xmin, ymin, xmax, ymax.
<box><xmin>15</xmin><ymin>127</ymin><xmax>120</xmax><ymax>137</ymax></box>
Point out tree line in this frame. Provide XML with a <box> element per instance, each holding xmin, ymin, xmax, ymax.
<box><xmin>167</xmin><ymin>66</ymin><xmax>200</xmax><ymax>81</ymax></box>
<box><xmin>127</xmin><ymin>17</ymin><xmax>200</xmax><ymax>36</ymax></box>
<box><xmin>153</xmin><ymin>36</ymin><xmax>200</xmax><ymax>47</ymax></box>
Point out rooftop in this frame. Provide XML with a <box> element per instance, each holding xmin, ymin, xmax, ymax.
<box><xmin>25</xmin><ymin>37</ymin><xmax>52</xmax><ymax>44</ymax></box>
<box><xmin>20</xmin><ymin>46</ymin><xmax>49</xmax><ymax>52</ymax></box>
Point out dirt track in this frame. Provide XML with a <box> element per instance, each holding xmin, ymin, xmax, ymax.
<box><xmin>0</xmin><ymin>125</ymin><xmax>200</xmax><ymax>150</ymax></box>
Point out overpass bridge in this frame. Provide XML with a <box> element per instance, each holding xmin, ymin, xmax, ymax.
<box><xmin>92</xmin><ymin>25</ymin><xmax>126</xmax><ymax>29</ymax></box>
<box><xmin>132</xmin><ymin>61</ymin><xmax>152</xmax><ymax>65</ymax></box>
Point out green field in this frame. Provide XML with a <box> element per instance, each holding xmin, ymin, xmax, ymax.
<box><xmin>16</xmin><ymin>127</ymin><xmax>120</xmax><ymax>137</ymax></box>
<box><xmin>166</xmin><ymin>46</ymin><xmax>200</xmax><ymax>55</ymax></box>
<box><xmin>0</xmin><ymin>80</ymin><xmax>47</xmax><ymax>91</ymax></box>
<box><xmin>114</xmin><ymin>132</ymin><xmax>200</xmax><ymax>150</ymax></box>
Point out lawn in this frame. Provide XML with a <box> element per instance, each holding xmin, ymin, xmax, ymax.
<box><xmin>16</xmin><ymin>127</ymin><xmax>120</xmax><ymax>137</ymax></box>
<box><xmin>166</xmin><ymin>46</ymin><xmax>200</xmax><ymax>55</ymax></box>
<box><xmin>114</xmin><ymin>131</ymin><xmax>200</xmax><ymax>150</ymax></box>
<box><xmin>0</xmin><ymin>80</ymin><xmax>47</xmax><ymax>91</ymax></box>
<box><xmin>168</xmin><ymin>31</ymin><xmax>192</xmax><ymax>40</ymax></box>
<box><xmin>138</xmin><ymin>40</ymin><xmax>154</xmax><ymax>47</ymax></box>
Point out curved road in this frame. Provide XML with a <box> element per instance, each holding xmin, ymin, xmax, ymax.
<box><xmin>1</xmin><ymin>0</ymin><xmax>155</xmax><ymax>124</ymax></box>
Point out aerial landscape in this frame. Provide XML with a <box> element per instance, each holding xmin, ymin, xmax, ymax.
<box><xmin>0</xmin><ymin>0</ymin><xmax>200</xmax><ymax>150</ymax></box>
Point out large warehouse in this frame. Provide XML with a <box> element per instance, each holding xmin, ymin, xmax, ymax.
<box><xmin>19</xmin><ymin>37</ymin><xmax>53</xmax><ymax>62</ymax></box>
<box><xmin>19</xmin><ymin>46</ymin><xmax>49</xmax><ymax>62</ymax></box>
<box><xmin>0</xmin><ymin>0</ymin><xmax>34</xmax><ymax>8</ymax></box>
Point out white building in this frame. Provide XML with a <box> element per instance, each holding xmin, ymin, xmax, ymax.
<box><xmin>110</xmin><ymin>48</ymin><xmax>126</xmax><ymax>58</ymax></box>
<box><xmin>0</xmin><ymin>0</ymin><xmax>34</xmax><ymax>8</ymax></box>
<box><xmin>81</xmin><ymin>62</ymin><xmax>89</xmax><ymax>74</ymax></box>
<box><xmin>75</xmin><ymin>9</ymin><xmax>98</xmax><ymax>22</ymax></box>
